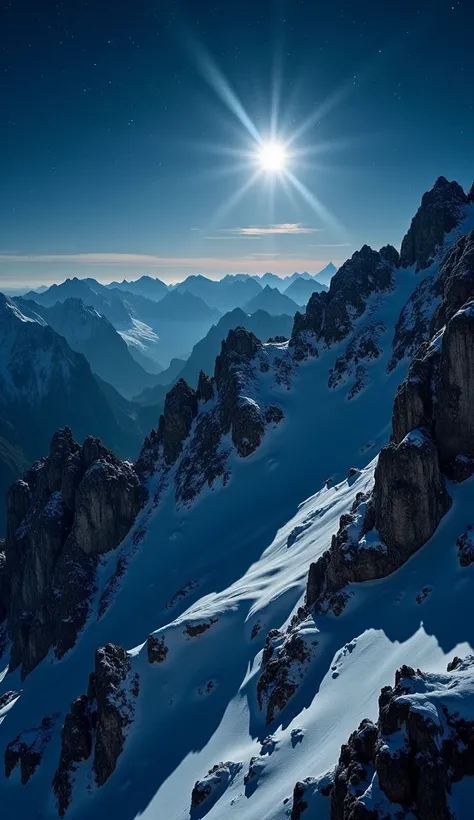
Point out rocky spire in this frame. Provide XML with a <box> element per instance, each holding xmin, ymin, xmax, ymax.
<box><xmin>400</xmin><ymin>176</ymin><xmax>468</xmax><ymax>270</ymax></box>
<box><xmin>2</xmin><ymin>430</ymin><xmax>146</xmax><ymax>677</ymax></box>
<box><xmin>290</xmin><ymin>244</ymin><xmax>398</xmax><ymax>350</ymax></box>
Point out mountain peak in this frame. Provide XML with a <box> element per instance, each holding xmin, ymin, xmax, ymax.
<box><xmin>401</xmin><ymin>176</ymin><xmax>468</xmax><ymax>269</ymax></box>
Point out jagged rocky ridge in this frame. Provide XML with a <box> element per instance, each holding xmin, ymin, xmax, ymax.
<box><xmin>292</xmin><ymin>657</ymin><xmax>474</xmax><ymax>820</ymax></box>
<box><xmin>53</xmin><ymin>643</ymin><xmax>139</xmax><ymax>816</ymax></box>
<box><xmin>257</xmin><ymin>178</ymin><xmax>474</xmax><ymax>726</ymax></box>
<box><xmin>137</xmin><ymin>325</ymin><xmax>286</xmax><ymax>505</ymax></box>
<box><xmin>2</xmin><ymin>428</ymin><xmax>146</xmax><ymax>677</ymax></box>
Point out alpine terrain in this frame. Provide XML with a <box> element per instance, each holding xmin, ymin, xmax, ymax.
<box><xmin>2</xmin><ymin>176</ymin><xmax>474</xmax><ymax>820</ymax></box>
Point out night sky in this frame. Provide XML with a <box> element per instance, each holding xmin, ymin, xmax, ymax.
<box><xmin>1</xmin><ymin>0</ymin><xmax>473</xmax><ymax>286</ymax></box>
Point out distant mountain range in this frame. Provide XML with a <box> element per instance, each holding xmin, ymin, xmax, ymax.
<box><xmin>108</xmin><ymin>275</ymin><xmax>169</xmax><ymax>301</ymax></box>
<box><xmin>283</xmin><ymin>275</ymin><xmax>327</xmax><ymax>303</ymax></box>
<box><xmin>18</xmin><ymin>267</ymin><xmax>336</xmax><ymax>372</ymax></box>
<box><xmin>15</xmin><ymin>297</ymin><xmax>158</xmax><ymax>398</ymax></box>
<box><xmin>243</xmin><ymin>284</ymin><xmax>302</xmax><ymax>316</ymax></box>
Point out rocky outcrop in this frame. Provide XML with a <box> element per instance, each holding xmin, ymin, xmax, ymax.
<box><xmin>391</xmin><ymin>338</ymin><xmax>441</xmax><ymax>444</ymax></box>
<box><xmin>5</xmin><ymin>714</ymin><xmax>57</xmax><ymax>785</ymax></box>
<box><xmin>374</xmin><ymin>429</ymin><xmax>451</xmax><ymax>558</ymax></box>
<box><xmin>160</xmin><ymin>379</ymin><xmax>198</xmax><ymax>465</ymax></box>
<box><xmin>214</xmin><ymin>327</ymin><xmax>264</xmax><ymax>454</ymax></box>
<box><xmin>147</xmin><ymin>633</ymin><xmax>168</xmax><ymax>663</ymax></box>
<box><xmin>326</xmin><ymin>659</ymin><xmax>474</xmax><ymax>820</ymax></box>
<box><xmin>435</xmin><ymin>300</ymin><xmax>474</xmax><ymax>467</ymax></box>
<box><xmin>3</xmin><ymin>428</ymin><xmax>146</xmax><ymax>677</ymax></box>
<box><xmin>291</xmin><ymin>245</ymin><xmax>398</xmax><ymax>351</ymax></box>
<box><xmin>53</xmin><ymin>643</ymin><xmax>138</xmax><ymax>816</ymax></box>
<box><xmin>328</xmin><ymin>320</ymin><xmax>385</xmax><ymax>398</ymax></box>
<box><xmin>257</xmin><ymin>626</ymin><xmax>318</xmax><ymax>724</ymax></box>
<box><xmin>197</xmin><ymin>370</ymin><xmax>214</xmax><ymax>403</ymax></box>
<box><xmin>388</xmin><ymin>273</ymin><xmax>438</xmax><ymax>372</ymax></box>
<box><xmin>400</xmin><ymin>176</ymin><xmax>468</xmax><ymax>270</ymax></box>
<box><xmin>431</xmin><ymin>229</ymin><xmax>474</xmax><ymax>333</ymax></box>
<box><xmin>138</xmin><ymin>327</ymin><xmax>283</xmax><ymax>507</ymax></box>
<box><xmin>306</xmin><ymin>430</ymin><xmax>451</xmax><ymax>616</ymax></box>
<box><xmin>191</xmin><ymin>761</ymin><xmax>242</xmax><ymax>811</ymax></box>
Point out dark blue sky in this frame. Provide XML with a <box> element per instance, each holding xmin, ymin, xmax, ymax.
<box><xmin>1</xmin><ymin>0</ymin><xmax>473</xmax><ymax>286</ymax></box>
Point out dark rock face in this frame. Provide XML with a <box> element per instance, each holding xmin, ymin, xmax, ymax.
<box><xmin>374</xmin><ymin>428</ymin><xmax>451</xmax><ymax>558</ymax></box>
<box><xmin>306</xmin><ymin>493</ymin><xmax>386</xmax><ymax>613</ymax></box>
<box><xmin>53</xmin><ymin>643</ymin><xmax>139</xmax><ymax>816</ymax></box>
<box><xmin>328</xmin><ymin>320</ymin><xmax>385</xmax><ymax>398</ymax></box>
<box><xmin>3</xmin><ymin>428</ymin><xmax>146</xmax><ymax>677</ymax></box>
<box><xmin>431</xmin><ymin>230</ymin><xmax>474</xmax><ymax>333</ymax></box>
<box><xmin>147</xmin><ymin>633</ymin><xmax>168</xmax><ymax>663</ymax></box>
<box><xmin>197</xmin><ymin>370</ymin><xmax>214</xmax><ymax>403</ymax></box>
<box><xmin>5</xmin><ymin>714</ymin><xmax>57</xmax><ymax>785</ymax></box>
<box><xmin>329</xmin><ymin>660</ymin><xmax>474</xmax><ymax>820</ymax></box>
<box><xmin>215</xmin><ymin>327</ymin><xmax>263</xmax><ymax>453</ymax></box>
<box><xmin>391</xmin><ymin>339</ymin><xmax>441</xmax><ymax>445</ymax></box>
<box><xmin>457</xmin><ymin>526</ymin><xmax>474</xmax><ymax>567</ymax></box>
<box><xmin>191</xmin><ymin>761</ymin><xmax>241</xmax><ymax>810</ymax></box>
<box><xmin>388</xmin><ymin>273</ymin><xmax>438</xmax><ymax>372</ymax></box>
<box><xmin>400</xmin><ymin>176</ymin><xmax>468</xmax><ymax>270</ymax></box>
<box><xmin>257</xmin><ymin>628</ymin><xmax>317</xmax><ymax>724</ymax></box>
<box><xmin>161</xmin><ymin>379</ymin><xmax>198</xmax><ymax>464</ymax></box>
<box><xmin>435</xmin><ymin>301</ymin><xmax>474</xmax><ymax>466</ymax></box>
<box><xmin>291</xmin><ymin>245</ymin><xmax>397</xmax><ymax>351</ymax></box>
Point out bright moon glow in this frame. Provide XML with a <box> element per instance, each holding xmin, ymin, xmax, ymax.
<box><xmin>259</xmin><ymin>141</ymin><xmax>286</xmax><ymax>172</ymax></box>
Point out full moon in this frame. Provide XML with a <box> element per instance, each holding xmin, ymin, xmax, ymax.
<box><xmin>259</xmin><ymin>141</ymin><xmax>286</xmax><ymax>172</ymax></box>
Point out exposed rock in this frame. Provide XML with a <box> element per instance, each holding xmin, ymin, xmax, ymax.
<box><xmin>175</xmin><ymin>408</ymin><xmax>230</xmax><ymax>504</ymax></box>
<box><xmin>214</xmin><ymin>327</ymin><xmax>263</xmax><ymax>456</ymax></box>
<box><xmin>329</xmin><ymin>321</ymin><xmax>385</xmax><ymax>396</ymax></box>
<box><xmin>161</xmin><ymin>379</ymin><xmax>198</xmax><ymax>465</ymax></box>
<box><xmin>3</xmin><ymin>429</ymin><xmax>146</xmax><ymax>677</ymax></box>
<box><xmin>191</xmin><ymin>761</ymin><xmax>241</xmax><ymax>810</ymax></box>
<box><xmin>52</xmin><ymin>696</ymin><xmax>94</xmax><ymax>817</ymax></box>
<box><xmin>54</xmin><ymin>643</ymin><xmax>138</xmax><ymax>816</ymax></box>
<box><xmin>263</xmin><ymin>405</ymin><xmax>283</xmax><ymax>429</ymax></box>
<box><xmin>291</xmin><ymin>246</ymin><xmax>397</xmax><ymax>353</ymax></box>
<box><xmin>306</xmin><ymin>494</ymin><xmax>386</xmax><ymax>612</ymax></box>
<box><xmin>400</xmin><ymin>176</ymin><xmax>468</xmax><ymax>270</ymax></box>
<box><xmin>435</xmin><ymin>300</ymin><xmax>474</xmax><ymax>467</ymax></box>
<box><xmin>388</xmin><ymin>273</ymin><xmax>439</xmax><ymax>372</ymax></box>
<box><xmin>5</xmin><ymin>714</ymin><xmax>57</xmax><ymax>785</ymax></box>
<box><xmin>468</xmin><ymin>180</ymin><xmax>474</xmax><ymax>202</ymax></box>
<box><xmin>329</xmin><ymin>659</ymin><xmax>474</xmax><ymax>819</ymax></box>
<box><xmin>374</xmin><ymin>428</ymin><xmax>451</xmax><ymax>558</ymax></box>
<box><xmin>391</xmin><ymin>337</ymin><xmax>441</xmax><ymax>444</ymax></box>
<box><xmin>457</xmin><ymin>525</ymin><xmax>474</xmax><ymax>567</ymax></box>
<box><xmin>231</xmin><ymin>399</ymin><xmax>265</xmax><ymax>456</ymax></box>
<box><xmin>431</xmin><ymin>229</ymin><xmax>474</xmax><ymax>333</ymax></box>
<box><xmin>184</xmin><ymin>617</ymin><xmax>217</xmax><ymax>639</ymax></box>
<box><xmin>197</xmin><ymin>370</ymin><xmax>214</xmax><ymax>403</ymax></box>
<box><xmin>147</xmin><ymin>633</ymin><xmax>168</xmax><ymax>663</ymax></box>
<box><xmin>257</xmin><ymin>627</ymin><xmax>317</xmax><ymax>724</ymax></box>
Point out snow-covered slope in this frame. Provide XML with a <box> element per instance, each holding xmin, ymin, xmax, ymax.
<box><xmin>1</xmin><ymin>178</ymin><xmax>474</xmax><ymax>820</ymax></box>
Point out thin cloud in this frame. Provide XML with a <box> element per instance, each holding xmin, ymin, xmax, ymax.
<box><xmin>229</xmin><ymin>223</ymin><xmax>324</xmax><ymax>236</ymax></box>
